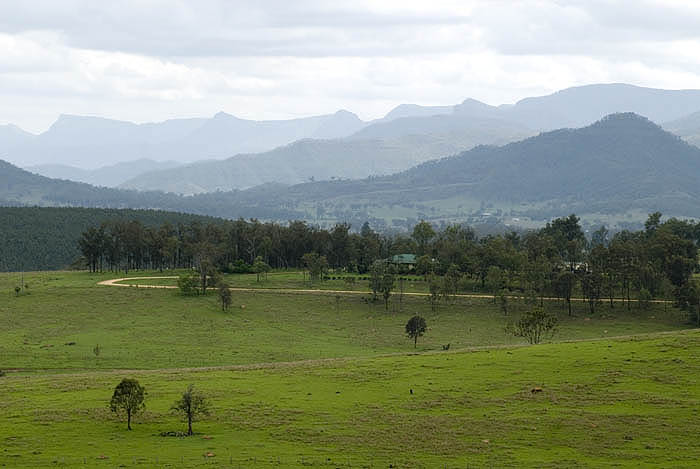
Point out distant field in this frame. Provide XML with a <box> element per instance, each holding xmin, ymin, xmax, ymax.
<box><xmin>2</xmin><ymin>331</ymin><xmax>699</xmax><ymax>467</ymax></box>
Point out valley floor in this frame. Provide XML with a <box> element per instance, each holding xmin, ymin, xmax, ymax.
<box><xmin>1</xmin><ymin>271</ymin><xmax>698</xmax><ymax>467</ymax></box>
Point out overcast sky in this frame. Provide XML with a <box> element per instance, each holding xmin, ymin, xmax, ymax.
<box><xmin>2</xmin><ymin>0</ymin><xmax>700</xmax><ymax>133</ymax></box>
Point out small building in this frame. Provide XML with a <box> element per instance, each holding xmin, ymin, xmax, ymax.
<box><xmin>390</xmin><ymin>254</ymin><xmax>417</xmax><ymax>271</ymax></box>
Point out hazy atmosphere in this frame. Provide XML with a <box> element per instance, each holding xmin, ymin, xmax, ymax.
<box><xmin>3</xmin><ymin>0</ymin><xmax>700</xmax><ymax>132</ymax></box>
<box><xmin>4</xmin><ymin>2</ymin><xmax>700</xmax><ymax>468</ymax></box>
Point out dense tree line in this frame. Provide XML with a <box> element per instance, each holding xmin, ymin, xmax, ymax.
<box><xmin>0</xmin><ymin>207</ymin><xmax>221</xmax><ymax>272</ymax></box>
<box><xmin>78</xmin><ymin>212</ymin><xmax>700</xmax><ymax>321</ymax></box>
<box><xmin>78</xmin><ymin>218</ymin><xmax>391</xmax><ymax>273</ymax></box>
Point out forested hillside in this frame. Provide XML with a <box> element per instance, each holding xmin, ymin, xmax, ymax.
<box><xmin>261</xmin><ymin>113</ymin><xmax>700</xmax><ymax>223</ymax></box>
<box><xmin>0</xmin><ymin>160</ymin><xmax>303</xmax><ymax>220</ymax></box>
<box><xmin>0</xmin><ymin>207</ymin><xmax>222</xmax><ymax>271</ymax></box>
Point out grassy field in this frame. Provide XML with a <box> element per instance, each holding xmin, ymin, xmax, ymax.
<box><xmin>1</xmin><ymin>270</ymin><xmax>698</xmax><ymax>467</ymax></box>
<box><xmin>0</xmin><ymin>271</ymin><xmax>690</xmax><ymax>371</ymax></box>
<box><xmin>2</xmin><ymin>331</ymin><xmax>700</xmax><ymax>467</ymax></box>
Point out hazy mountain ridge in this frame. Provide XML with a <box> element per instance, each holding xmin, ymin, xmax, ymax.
<box><xmin>3</xmin><ymin>110</ymin><xmax>371</xmax><ymax>169</ymax></box>
<box><xmin>120</xmin><ymin>121</ymin><xmax>533</xmax><ymax>194</ymax></box>
<box><xmin>354</xmin><ymin>84</ymin><xmax>700</xmax><ymax>140</ymax></box>
<box><xmin>121</xmin><ymin>83</ymin><xmax>700</xmax><ymax>196</ymax></box>
<box><xmin>27</xmin><ymin>159</ymin><xmax>182</xmax><ymax>187</ymax></box>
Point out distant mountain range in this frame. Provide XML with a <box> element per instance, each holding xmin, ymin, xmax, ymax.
<box><xmin>1</xmin><ymin>110</ymin><xmax>367</xmax><ymax>169</ymax></box>
<box><xmin>6</xmin><ymin>83</ymin><xmax>700</xmax><ymax>191</ymax></box>
<box><xmin>118</xmin><ymin>83</ymin><xmax>700</xmax><ymax>194</ymax></box>
<box><xmin>3</xmin><ymin>112</ymin><xmax>700</xmax><ymax>228</ymax></box>
<box><xmin>120</xmin><ymin>118</ymin><xmax>531</xmax><ymax>194</ymax></box>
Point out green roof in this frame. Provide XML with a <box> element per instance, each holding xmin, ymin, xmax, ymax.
<box><xmin>391</xmin><ymin>254</ymin><xmax>416</xmax><ymax>264</ymax></box>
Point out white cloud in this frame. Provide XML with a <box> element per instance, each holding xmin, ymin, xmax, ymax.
<box><xmin>1</xmin><ymin>0</ymin><xmax>700</xmax><ymax>132</ymax></box>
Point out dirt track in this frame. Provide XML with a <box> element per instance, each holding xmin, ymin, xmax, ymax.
<box><xmin>98</xmin><ymin>276</ymin><xmax>671</xmax><ymax>303</ymax></box>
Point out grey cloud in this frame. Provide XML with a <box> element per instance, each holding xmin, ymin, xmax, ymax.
<box><xmin>1</xmin><ymin>1</ymin><xmax>698</xmax><ymax>60</ymax></box>
<box><xmin>0</xmin><ymin>1</ymin><xmax>472</xmax><ymax>57</ymax></box>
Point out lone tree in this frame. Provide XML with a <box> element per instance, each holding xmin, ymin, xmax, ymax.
<box><xmin>302</xmin><ymin>252</ymin><xmax>328</xmax><ymax>283</ymax></box>
<box><xmin>109</xmin><ymin>378</ymin><xmax>146</xmax><ymax>430</ymax></box>
<box><xmin>405</xmin><ymin>315</ymin><xmax>427</xmax><ymax>348</ymax></box>
<box><xmin>369</xmin><ymin>260</ymin><xmax>384</xmax><ymax>301</ymax></box>
<box><xmin>380</xmin><ymin>268</ymin><xmax>396</xmax><ymax>311</ymax></box>
<box><xmin>218</xmin><ymin>281</ymin><xmax>232</xmax><ymax>311</ymax></box>
<box><xmin>513</xmin><ymin>308</ymin><xmax>557</xmax><ymax>344</ymax></box>
<box><xmin>172</xmin><ymin>384</ymin><xmax>209</xmax><ymax>436</ymax></box>
<box><xmin>252</xmin><ymin>256</ymin><xmax>271</xmax><ymax>282</ymax></box>
<box><xmin>369</xmin><ymin>260</ymin><xmax>395</xmax><ymax>308</ymax></box>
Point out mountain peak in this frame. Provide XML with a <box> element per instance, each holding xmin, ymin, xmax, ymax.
<box><xmin>591</xmin><ymin>112</ymin><xmax>660</xmax><ymax>130</ymax></box>
<box><xmin>383</xmin><ymin>103</ymin><xmax>454</xmax><ymax>121</ymax></box>
<box><xmin>333</xmin><ymin>109</ymin><xmax>359</xmax><ymax>118</ymax></box>
<box><xmin>213</xmin><ymin>111</ymin><xmax>236</xmax><ymax>119</ymax></box>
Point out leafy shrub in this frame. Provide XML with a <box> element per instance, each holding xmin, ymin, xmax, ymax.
<box><xmin>227</xmin><ymin>259</ymin><xmax>252</xmax><ymax>274</ymax></box>
<box><xmin>178</xmin><ymin>273</ymin><xmax>200</xmax><ymax>296</ymax></box>
<box><xmin>513</xmin><ymin>308</ymin><xmax>557</xmax><ymax>344</ymax></box>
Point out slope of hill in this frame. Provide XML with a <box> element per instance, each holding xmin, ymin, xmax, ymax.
<box><xmin>119</xmin><ymin>120</ymin><xmax>532</xmax><ymax>194</ymax></box>
<box><xmin>0</xmin><ymin>124</ymin><xmax>34</xmax><ymax>156</ymax></box>
<box><xmin>664</xmin><ymin>111</ymin><xmax>700</xmax><ymax>147</ymax></box>
<box><xmin>0</xmin><ymin>206</ymin><xmax>223</xmax><ymax>271</ymax></box>
<box><xmin>0</xmin><ymin>160</ymin><xmax>303</xmax><ymax>220</ymax></box>
<box><xmin>26</xmin><ymin>159</ymin><xmax>182</xmax><ymax>187</ymax></box>
<box><xmin>380</xmin><ymin>103</ymin><xmax>455</xmax><ymax>120</ymax></box>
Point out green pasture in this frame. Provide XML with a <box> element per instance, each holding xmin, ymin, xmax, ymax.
<box><xmin>0</xmin><ymin>271</ymin><xmax>690</xmax><ymax>371</ymax></box>
<box><xmin>1</xmin><ymin>270</ymin><xmax>699</xmax><ymax>467</ymax></box>
<box><xmin>1</xmin><ymin>331</ymin><xmax>699</xmax><ymax>467</ymax></box>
